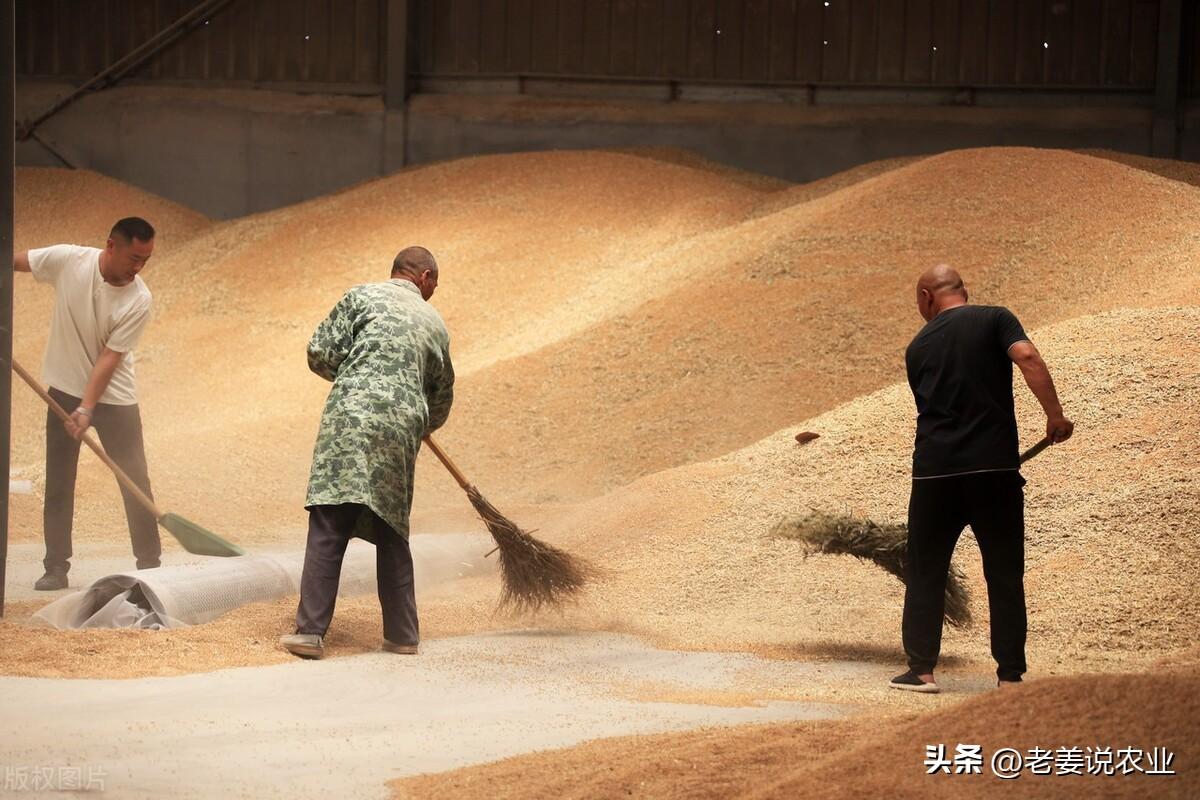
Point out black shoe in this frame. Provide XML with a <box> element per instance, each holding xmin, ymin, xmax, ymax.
<box><xmin>136</xmin><ymin>560</ymin><xmax>161</xmax><ymax>570</ymax></box>
<box><xmin>889</xmin><ymin>669</ymin><xmax>940</xmax><ymax>693</ymax></box>
<box><xmin>34</xmin><ymin>571</ymin><xmax>69</xmax><ymax>591</ymax></box>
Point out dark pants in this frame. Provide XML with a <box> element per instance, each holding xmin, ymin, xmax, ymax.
<box><xmin>295</xmin><ymin>503</ymin><xmax>419</xmax><ymax>646</ymax></box>
<box><xmin>902</xmin><ymin>471</ymin><xmax>1027</xmax><ymax>681</ymax></box>
<box><xmin>44</xmin><ymin>387</ymin><xmax>161</xmax><ymax>574</ymax></box>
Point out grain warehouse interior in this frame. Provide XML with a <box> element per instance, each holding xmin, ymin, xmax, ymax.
<box><xmin>2</xmin><ymin>142</ymin><xmax>1197</xmax><ymax>797</ymax></box>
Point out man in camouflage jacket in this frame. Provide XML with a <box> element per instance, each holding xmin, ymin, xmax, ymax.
<box><xmin>281</xmin><ymin>246</ymin><xmax>454</xmax><ymax>659</ymax></box>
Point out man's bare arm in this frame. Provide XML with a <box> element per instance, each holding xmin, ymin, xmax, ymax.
<box><xmin>66</xmin><ymin>347</ymin><xmax>125</xmax><ymax>440</ymax></box>
<box><xmin>1008</xmin><ymin>340</ymin><xmax>1074</xmax><ymax>444</ymax></box>
<box><xmin>14</xmin><ymin>251</ymin><xmax>30</xmax><ymax>272</ymax></box>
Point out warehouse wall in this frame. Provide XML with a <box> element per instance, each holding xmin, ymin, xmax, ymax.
<box><xmin>19</xmin><ymin>79</ymin><xmax>1198</xmax><ymax>220</ymax></box>
<box><xmin>19</xmin><ymin>0</ymin><xmax>1186</xmax><ymax>90</ymax></box>
<box><xmin>412</xmin><ymin>0</ymin><xmax>1166</xmax><ymax>88</ymax></box>
<box><xmin>13</xmin><ymin>0</ymin><xmax>1200</xmax><ymax>218</ymax></box>
<box><xmin>16</xmin><ymin>0</ymin><xmax>386</xmax><ymax>91</ymax></box>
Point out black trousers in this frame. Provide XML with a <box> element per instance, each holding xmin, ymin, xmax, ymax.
<box><xmin>902</xmin><ymin>470</ymin><xmax>1027</xmax><ymax>681</ymax></box>
<box><xmin>295</xmin><ymin>503</ymin><xmax>419</xmax><ymax>646</ymax></box>
<box><xmin>44</xmin><ymin>387</ymin><xmax>161</xmax><ymax>573</ymax></box>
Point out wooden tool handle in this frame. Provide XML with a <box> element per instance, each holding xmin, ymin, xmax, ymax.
<box><xmin>1019</xmin><ymin>437</ymin><xmax>1052</xmax><ymax>464</ymax></box>
<box><xmin>422</xmin><ymin>435</ymin><xmax>473</xmax><ymax>491</ymax></box>
<box><xmin>11</xmin><ymin>358</ymin><xmax>163</xmax><ymax>519</ymax></box>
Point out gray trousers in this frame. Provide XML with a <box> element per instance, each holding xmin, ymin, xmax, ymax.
<box><xmin>295</xmin><ymin>503</ymin><xmax>419</xmax><ymax>646</ymax></box>
<box><xmin>44</xmin><ymin>387</ymin><xmax>161</xmax><ymax>573</ymax></box>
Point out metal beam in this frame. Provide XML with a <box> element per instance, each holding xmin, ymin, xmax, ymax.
<box><xmin>1151</xmin><ymin>0</ymin><xmax>1184</xmax><ymax>158</ymax></box>
<box><xmin>17</xmin><ymin>0</ymin><xmax>237</xmax><ymax>142</ymax></box>
<box><xmin>385</xmin><ymin>0</ymin><xmax>411</xmax><ymax>110</ymax></box>
<box><xmin>1</xmin><ymin>0</ymin><xmax>15</xmax><ymax>618</ymax></box>
<box><xmin>28</xmin><ymin>130</ymin><xmax>77</xmax><ymax>170</ymax></box>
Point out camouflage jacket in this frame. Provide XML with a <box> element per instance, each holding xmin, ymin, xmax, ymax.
<box><xmin>305</xmin><ymin>279</ymin><xmax>454</xmax><ymax>539</ymax></box>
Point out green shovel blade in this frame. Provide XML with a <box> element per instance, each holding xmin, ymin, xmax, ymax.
<box><xmin>159</xmin><ymin>513</ymin><xmax>245</xmax><ymax>557</ymax></box>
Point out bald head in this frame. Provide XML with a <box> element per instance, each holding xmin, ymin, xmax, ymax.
<box><xmin>917</xmin><ymin>264</ymin><xmax>966</xmax><ymax>296</ymax></box>
<box><xmin>392</xmin><ymin>246</ymin><xmax>437</xmax><ymax>277</ymax></box>
<box><xmin>391</xmin><ymin>245</ymin><xmax>439</xmax><ymax>300</ymax></box>
<box><xmin>915</xmin><ymin>264</ymin><xmax>968</xmax><ymax>321</ymax></box>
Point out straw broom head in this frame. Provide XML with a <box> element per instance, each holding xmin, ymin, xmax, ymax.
<box><xmin>772</xmin><ymin>511</ymin><xmax>973</xmax><ymax>627</ymax></box>
<box><xmin>466</xmin><ymin>487</ymin><xmax>598</xmax><ymax>613</ymax></box>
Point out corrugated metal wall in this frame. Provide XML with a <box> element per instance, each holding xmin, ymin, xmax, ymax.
<box><xmin>416</xmin><ymin>0</ymin><xmax>1165</xmax><ymax>88</ymax></box>
<box><xmin>13</xmin><ymin>0</ymin><xmax>1197</xmax><ymax>94</ymax></box>
<box><xmin>16</xmin><ymin>0</ymin><xmax>385</xmax><ymax>87</ymax></box>
<box><xmin>1188</xmin><ymin>0</ymin><xmax>1200</xmax><ymax>94</ymax></box>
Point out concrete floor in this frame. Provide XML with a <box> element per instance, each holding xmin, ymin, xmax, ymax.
<box><xmin>0</xmin><ymin>630</ymin><xmax>859</xmax><ymax>799</ymax></box>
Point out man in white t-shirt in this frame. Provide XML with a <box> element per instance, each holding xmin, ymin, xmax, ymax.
<box><xmin>15</xmin><ymin>217</ymin><xmax>162</xmax><ymax>590</ymax></box>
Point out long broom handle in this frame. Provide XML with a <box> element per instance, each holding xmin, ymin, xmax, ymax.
<box><xmin>423</xmin><ymin>435</ymin><xmax>505</xmax><ymax>557</ymax></box>
<box><xmin>422</xmin><ymin>435</ymin><xmax>473</xmax><ymax>491</ymax></box>
<box><xmin>12</xmin><ymin>358</ymin><xmax>164</xmax><ymax>519</ymax></box>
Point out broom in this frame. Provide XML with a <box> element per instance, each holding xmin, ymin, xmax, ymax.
<box><xmin>772</xmin><ymin>512</ymin><xmax>973</xmax><ymax>626</ymax></box>
<box><xmin>771</xmin><ymin>438</ymin><xmax>1054</xmax><ymax>628</ymax></box>
<box><xmin>12</xmin><ymin>359</ymin><xmax>244</xmax><ymax>557</ymax></box>
<box><xmin>422</xmin><ymin>436</ymin><xmax>596</xmax><ymax>612</ymax></box>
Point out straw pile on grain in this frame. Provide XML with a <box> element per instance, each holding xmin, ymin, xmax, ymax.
<box><xmin>771</xmin><ymin>512</ymin><xmax>972</xmax><ymax>627</ymax></box>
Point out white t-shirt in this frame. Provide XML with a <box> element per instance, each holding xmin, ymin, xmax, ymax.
<box><xmin>28</xmin><ymin>244</ymin><xmax>152</xmax><ymax>406</ymax></box>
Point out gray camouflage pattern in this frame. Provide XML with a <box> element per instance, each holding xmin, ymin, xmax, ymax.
<box><xmin>305</xmin><ymin>279</ymin><xmax>454</xmax><ymax>539</ymax></box>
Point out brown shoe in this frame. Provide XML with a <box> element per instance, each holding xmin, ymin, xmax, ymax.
<box><xmin>382</xmin><ymin>640</ymin><xmax>419</xmax><ymax>655</ymax></box>
<box><xmin>280</xmin><ymin>633</ymin><xmax>324</xmax><ymax>659</ymax></box>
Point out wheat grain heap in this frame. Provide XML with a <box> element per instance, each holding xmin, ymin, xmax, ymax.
<box><xmin>3</xmin><ymin>147</ymin><xmax>1197</xmax><ymax>792</ymax></box>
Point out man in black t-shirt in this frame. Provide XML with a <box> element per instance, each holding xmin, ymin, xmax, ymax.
<box><xmin>890</xmin><ymin>265</ymin><xmax>1073</xmax><ymax>694</ymax></box>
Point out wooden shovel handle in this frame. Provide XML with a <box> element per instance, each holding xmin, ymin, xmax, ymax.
<box><xmin>422</xmin><ymin>432</ymin><xmax>1054</xmax><ymax>486</ymax></box>
<box><xmin>1019</xmin><ymin>437</ymin><xmax>1052</xmax><ymax>464</ymax></box>
<box><xmin>11</xmin><ymin>358</ymin><xmax>163</xmax><ymax>519</ymax></box>
<box><xmin>422</xmin><ymin>435</ymin><xmax>472</xmax><ymax>491</ymax></box>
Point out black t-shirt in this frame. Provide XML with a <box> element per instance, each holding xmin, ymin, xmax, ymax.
<box><xmin>905</xmin><ymin>304</ymin><xmax>1029</xmax><ymax>478</ymax></box>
